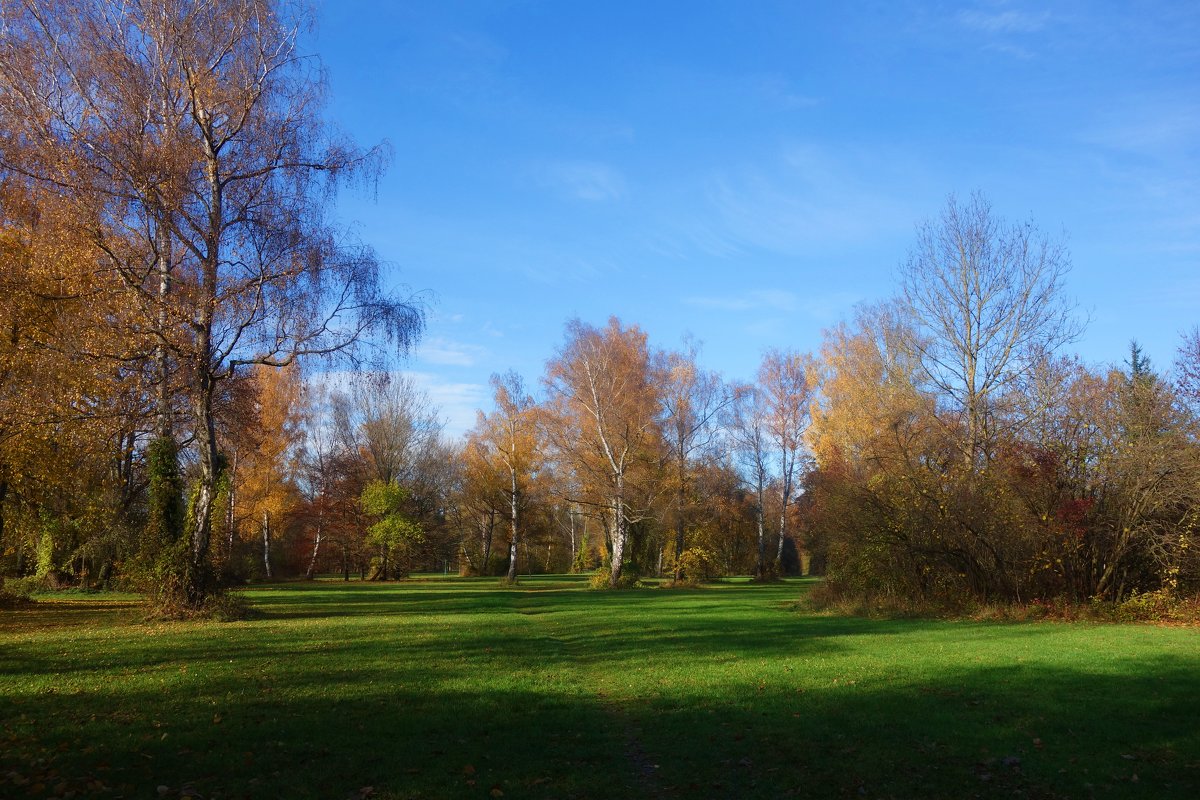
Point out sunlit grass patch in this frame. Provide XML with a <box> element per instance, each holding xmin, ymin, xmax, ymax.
<box><xmin>2</xmin><ymin>577</ymin><xmax>1197</xmax><ymax>799</ymax></box>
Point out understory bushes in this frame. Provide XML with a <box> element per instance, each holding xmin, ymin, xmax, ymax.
<box><xmin>802</xmin><ymin>342</ymin><xmax>1200</xmax><ymax>611</ymax></box>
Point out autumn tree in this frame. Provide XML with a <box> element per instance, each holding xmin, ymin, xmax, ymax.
<box><xmin>682</xmin><ymin>456</ymin><xmax>758</xmax><ymax>578</ymax></box>
<box><xmin>805</xmin><ymin>304</ymin><xmax>948</xmax><ymax>598</ymax></box>
<box><xmin>900</xmin><ymin>192</ymin><xmax>1079</xmax><ymax>466</ymax></box>
<box><xmin>456</xmin><ymin>434</ymin><xmax>508</xmax><ymax>575</ymax></box>
<box><xmin>360</xmin><ymin>479</ymin><xmax>422</xmax><ymax>580</ymax></box>
<box><xmin>0</xmin><ymin>161</ymin><xmax>149</xmax><ymax>587</ymax></box>
<box><xmin>232</xmin><ymin>364</ymin><xmax>303</xmax><ymax>579</ymax></box>
<box><xmin>293</xmin><ymin>381</ymin><xmax>347</xmax><ymax>579</ymax></box>
<box><xmin>757</xmin><ymin>348</ymin><xmax>817</xmax><ymax>573</ymax></box>
<box><xmin>544</xmin><ymin>318</ymin><xmax>664</xmax><ymax>587</ymax></box>
<box><xmin>727</xmin><ymin>384</ymin><xmax>772</xmax><ymax>577</ymax></box>
<box><xmin>0</xmin><ymin>0</ymin><xmax>421</xmax><ymax>608</ymax></box>
<box><xmin>1092</xmin><ymin>348</ymin><xmax>1199</xmax><ymax>597</ymax></box>
<box><xmin>333</xmin><ymin>373</ymin><xmax>450</xmax><ymax>578</ymax></box>
<box><xmin>796</xmin><ymin>195</ymin><xmax>1090</xmax><ymax>603</ymax></box>
<box><xmin>659</xmin><ymin>341</ymin><xmax>732</xmax><ymax>582</ymax></box>
<box><xmin>336</xmin><ymin>374</ymin><xmax>442</xmax><ymax>489</ymax></box>
<box><xmin>470</xmin><ymin>371</ymin><xmax>542</xmax><ymax>582</ymax></box>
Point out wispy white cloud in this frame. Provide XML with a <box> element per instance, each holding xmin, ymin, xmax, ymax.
<box><xmin>691</xmin><ymin>143</ymin><xmax>921</xmax><ymax>257</ymax></box>
<box><xmin>533</xmin><ymin>160</ymin><xmax>627</xmax><ymax>202</ymax></box>
<box><xmin>684</xmin><ymin>289</ymin><xmax>862</xmax><ymax>321</ymax></box>
<box><xmin>951</xmin><ymin>4</ymin><xmax>1053</xmax><ymax>59</ymax></box>
<box><xmin>1085</xmin><ymin>103</ymin><xmax>1200</xmax><ymax>159</ymax></box>
<box><xmin>982</xmin><ymin>41</ymin><xmax>1035</xmax><ymax>59</ymax></box>
<box><xmin>957</xmin><ymin>8</ymin><xmax>1050</xmax><ymax>35</ymax></box>
<box><xmin>684</xmin><ymin>289</ymin><xmax>798</xmax><ymax>312</ymax></box>
<box><xmin>304</xmin><ymin>369</ymin><xmax>486</xmax><ymax>441</ymax></box>
<box><xmin>1077</xmin><ymin>95</ymin><xmax>1200</xmax><ymax>241</ymax></box>
<box><xmin>416</xmin><ymin>336</ymin><xmax>487</xmax><ymax>367</ymax></box>
<box><xmin>750</xmin><ymin>74</ymin><xmax>821</xmax><ymax>111</ymax></box>
<box><xmin>799</xmin><ymin>291</ymin><xmax>865</xmax><ymax>322</ymax></box>
<box><xmin>405</xmin><ymin>371</ymin><xmax>488</xmax><ymax>440</ymax></box>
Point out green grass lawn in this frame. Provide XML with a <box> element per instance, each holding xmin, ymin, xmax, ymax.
<box><xmin>2</xmin><ymin>577</ymin><xmax>1197</xmax><ymax>799</ymax></box>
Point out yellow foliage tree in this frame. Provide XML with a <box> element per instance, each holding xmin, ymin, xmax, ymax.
<box><xmin>232</xmin><ymin>365</ymin><xmax>303</xmax><ymax>579</ymax></box>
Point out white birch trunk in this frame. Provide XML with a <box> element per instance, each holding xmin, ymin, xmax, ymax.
<box><xmin>262</xmin><ymin>511</ymin><xmax>272</xmax><ymax>579</ymax></box>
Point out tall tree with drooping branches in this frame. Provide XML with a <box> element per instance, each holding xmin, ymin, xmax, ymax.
<box><xmin>0</xmin><ymin>0</ymin><xmax>422</xmax><ymax>608</ymax></box>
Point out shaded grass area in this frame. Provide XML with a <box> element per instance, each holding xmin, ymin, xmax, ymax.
<box><xmin>1</xmin><ymin>577</ymin><xmax>1198</xmax><ymax>799</ymax></box>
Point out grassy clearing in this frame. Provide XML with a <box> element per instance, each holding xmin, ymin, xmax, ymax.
<box><xmin>1</xmin><ymin>577</ymin><xmax>1197</xmax><ymax>799</ymax></box>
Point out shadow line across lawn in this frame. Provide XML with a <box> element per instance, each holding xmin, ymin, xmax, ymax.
<box><xmin>1</xmin><ymin>578</ymin><xmax>1197</xmax><ymax>799</ymax></box>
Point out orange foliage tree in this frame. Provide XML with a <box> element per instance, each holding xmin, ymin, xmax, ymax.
<box><xmin>544</xmin><ymin>318</ymin><xmax>664</xmax><ymax>586</ymax></box>
<box><xmin>469</xmin><ymin>371</ymin><xmax>543</xmax><ymax>581</ymax></box>
<box><xmin>231</xmin><ymin>365</ymin><xmax>303</xmax><ymax>579</ymax></box>
<box><xmin>0</xmin><ymin>0</ymin><xmax>422</xmax><ymax>608</ymax></box>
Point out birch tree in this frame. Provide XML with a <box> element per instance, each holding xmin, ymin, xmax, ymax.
<box><xmin>333</xmin><ymin>373</ymin><xmax>442</xmax><ymax>580</ymax></box>
<box><xmin>0</xmin><ymin>0</ymin><xmax>422</xmax><ymax>608</ymax></box>
<box><xmin>544</xmin><ymin>318</ymin><xmax>662</xmax><ymax>587</ymax></box>
<box><xmin>757</xmin><ymin>348</ymin><xmax>817</xmax><ymax>572</ymax></box>
<box><xmin>458</xmin><ymin>434</ymin><xmax>506</xmax><ymax>575</ymax></box>
<box><xmin>727</xmin><ymin>383</ymin><xmax>771</xmax><ymax>578</ymax></box>
<box><xmin>660</xmin><ymin>342</ymin><xmax>732</xmax><ymax>582</ymax></box>
<box><xmin>472</xmin><ymin>371</ymin><xmax>541</xmax><ymax>582</ymax></box>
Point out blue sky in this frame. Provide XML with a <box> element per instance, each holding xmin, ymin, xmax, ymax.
<box><xmin>315</xmin><ymin>1</ymin><xmax>1200</xmax><ymax>436</ymax></box>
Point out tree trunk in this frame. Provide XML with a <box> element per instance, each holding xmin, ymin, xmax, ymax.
<box><xmin>482</xmin><ymin>509</ymin><xmax>494</xmax><ymax>572</ymax></box>
<box><xmin>0</xmin><ymin>475</ymin><xmax>7</xmax><ymax>585</ymax></box>
<box><xmin>672</xmin><ymin>485</ymin><xmax>687</xmax><ymax>582</ymax></box>
<box><xmin>341</xmin><ymin>542</ymin><xmax>350</xmax><ymax>581</ymax></box>
<box><xmin>601</xmin><ymin>513</ymin><xmax>613</xmax><ymax>563</ymax></box>
<box><xmin>226</xmin><ymin>450</ymin><xmax>238</xmax><ymax>562</ymax></box>
<box><xmin>775</xmin><ymin>452</ymin><xmax>795</xmax><ymax>570</ymax></box>
<box><xmin>261</xmin><ymin>511</ymin><xmax>272</xmax><ymax>579</ymax></box>
<box><xmin>609</xmin><ymin>474</ymin><xmax>627</xmax><ymax>586</ymax></box>
<box><xmin>568</xmin><ymin>507</ymin><xmax>577</xmax><ymax>566</ymax></box>
<box><xmin>305</xmin><ymin>521</ymin><xmax>322</xmax><ymax>580</ymax></box>
<box><xmin>178</xmin><ymin>135</ymin><xmax>224</xmax><ymax>608</ymax></box>
<box><xmin>187</xmin><ymin>370</ymin><xmax>220</xmax><ymax>605</ymax></box>
<box><xmin>506</xmin><ymin>470</ymin><xmax>519</xmax><ymax>582</ymax></box>
<box><xmin>155</xmin><ymin>218</ymin><xmax>172</xmax><ymax>441</ymax></box>
<box><xmin>754</xmin><ymin>480</ymin><xmax>766</xmax><ymax>578</ymax></box>
<box><xmin>776</xmin><ymin>511</ymin><xmax>787</xmax><ymax>567</ymax></box>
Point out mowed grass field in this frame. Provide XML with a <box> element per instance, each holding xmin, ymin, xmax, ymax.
<box><xmin>1</xmin><ymin>577</ymin><xmax>1198</xmax><ymax>800</ymax></box>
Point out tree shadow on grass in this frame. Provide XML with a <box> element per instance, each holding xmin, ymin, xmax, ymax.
<box><xmin>1</xmin><ymin>654</ymin><xmax>1196</xmax><ymax>799</ymax></box>
<box><xmin>4</xmin><ymin>581</ymin><xmax>1197</xmax><ymax>799</ymax></box>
